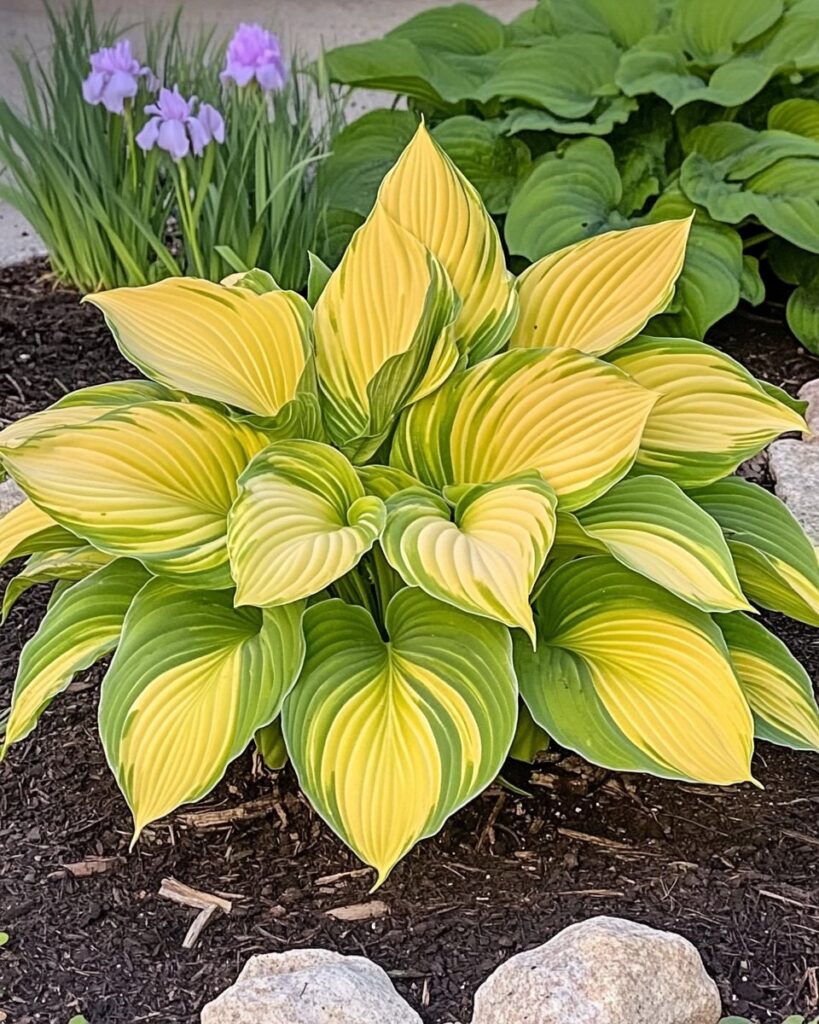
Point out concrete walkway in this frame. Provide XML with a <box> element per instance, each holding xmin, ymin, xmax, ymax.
<box><xmin>0</xmin><ymin>0</ymin><xmax>528</xmax><ymax>264</ymax></box>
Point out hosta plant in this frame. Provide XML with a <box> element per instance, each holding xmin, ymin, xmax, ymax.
<box><xmin>2</xmin><ymin>125</ymin><xmax>819</xmax><ymax>886</ymax></box>
<box><xmin>322</xmin><ymin>0</ymin><xmax>819</xmax><ymax>350</ymax></box>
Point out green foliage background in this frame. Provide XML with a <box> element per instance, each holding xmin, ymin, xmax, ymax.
<box><xmin>323</xmin><ymin>0</ymin><xmax>819</xmax><ymax>351</ymax></box>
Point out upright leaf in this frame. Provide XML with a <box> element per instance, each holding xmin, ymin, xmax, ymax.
<box><xmin>99</xmin><ymin>579</ymin><xmax>305</xmax><ymax>838</ymax></box>
<box><xmin>0</xmin><ymin>498</ymin><xmax>73</xmax><ymax>565</ymax></box>
<box><xmin>283</xmin><ymin>589</ymin><xmax>517</xmax><ymax>884</ymax></box>
<box><xmin>391</xmin><ymin>348</ymin><xmax>656</xmax><ymax>511</ymax></box>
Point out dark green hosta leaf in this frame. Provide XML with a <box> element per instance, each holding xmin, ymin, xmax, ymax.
<box><xmin>612</xmin><ymin>104</ymin><xmax>674</xmax><ymax>216</ymax></box>
<box><xmin>740</xmin><ymin>255</ymin><xmax>766</xmax><ymax>306</ymax></box>
<box><xmin>505</xmin><ymin>138</ymin><xmax>629</xmax><ymax>260</ymax></box>
<box><xmin>787</xmin><ymin>277</ymin><xmax>819</xmax><ymax>353</ymax></box>
<box><xmin>543</xmin><ymin>0</ymin><xmax>663</xmax><ymax>47</ymax></box>
<box><xmin>680</xmin><ymin>122</ymin><xmax>819</xmax><ymax>254</ymax></box>
<box><xmin>500</xmin><ymin>97</ymin><xmax>637</xmax><ymax>138</ymax></box>
<box><xmin>386</xmin><ymin>3</ymin><xmax>505</xmax><ymax>54</ymax></box>
<box><xmin>672</xmin><ymin>0</ymin><xmax>784</xmax><ymax>65</ymax></box>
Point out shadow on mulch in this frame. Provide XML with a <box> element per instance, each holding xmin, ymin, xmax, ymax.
<box><xmin>1</xmin><ymin>261</ymin><xmax>818</xmax><ymax>1024</ymax></box>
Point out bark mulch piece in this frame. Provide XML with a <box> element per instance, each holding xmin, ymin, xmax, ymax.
<box><xmin>1</xmin><ymin>260</ymin><xmax>818</xmax><ymax>1024</ymax></box>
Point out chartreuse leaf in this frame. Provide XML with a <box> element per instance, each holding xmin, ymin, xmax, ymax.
<box><xmin>228</xmin><ymin>440</ymin><xmax>386</xmax><ymax>608</ymax></box>
<box><xmin>680</xmin><ymin>124</ymin><xmax>819</xmax><ymax>255</ymax></box>
<box><xmin>544</xmin><ymin>0</ymin><xmax>662</xmax><ymax>47</ymax></box>
<box><xmin>673</xmin><ymin>0</ymin><xmax>783</xmax><ymax>65</ymax></box>
<box><xmin>306</xmin><ymin>252</ymin><xmax>332</xmax><ymax>307</ymax></box>
<box><xmin>382</xmin><ymin>473</ymin><xmax>557</xmax><ymax>640</ymax></box>
<box><xmin>377</xmin><ymin>123</ymin><xmax>517</xmax><ymax>363</ymax></box>
<box><xmin>314</xmin><ymin>204</ymin><xmax>457</xmax><ymax>461</ymax></box>
<box><xmin>3</xmin><ymin>544</ymin><xmax>113</xmax><ymax>622</ymax></box>
<box><xmin>690</xmin><ymin>478</ymin><xmax>819</xmax><ymax>627</ymax></box>
<box><xmin>609</xmin><ymin>336</ymin><xmax>806</xmax><ymax>487</ymax></box>
<box><xmin>99</xmin><ymin>579</ymin><xmax>305</xmax><ymax>839</ymax></box>
<box><xmin>508</xmin><ymin>701</ymin><xmax>550</xmax><ymax>764</ymax></box>
<box><xmin>516</xmin><ymin>556</ymin><xmax>755</xmax><ymax>784</ymax></box>
<box><xmin>768</xmin><ymin>98</ymin><xmax>819</xmax><ymax>140</ymax></box>
<box><xmin>572</xmin><ymin>475</ymin><xmax>751</xmax><ymax>613</ymax></box>
<box><xmin>391</xmin><ymin>348</ymin><xmax>656</xmax><ymax>511</ymax></box>
<box><xmin>86</xmin><ymin>278</ymin><xmax>318</xmax><ymax>425</ymax></box>
<box><xmin>0</xmin><ymin>379</ymin><xmax>176</xmax><ymax>451</ymax></box>
<box><xmin>357</xmin><ymin>464</ymin><xmax>430</xmax><ymax>502</ymax></box>
<box><xmin>511</xmin><ymin>218</ymin><xmax>691</xmax><ymax>356</ymax></box>
<box><xmin>0</xmin><ymin>403</ymin><xmax>267</xmax><ymax>588</ymax></box>
<box><xmin>283</xmin><ymin>589</ymin><xmax>517</xmax><ymax>885</ymax></box>
<box><xmin>255</xmin><ymin>717</ymin><xmax>289</xmax><ymax>771</ymax></box>
<box><xmin>718</xmin><ymin>612</ymin><xmax>819</xmax><ymax>751</ymax></box>
<box><xmin>0</xmin><ymin>498</ymin><xmax>73</xmax><ymax>565</ymax></box>
<box><xmin>1</xmin><ymin>560</ymin><xmax>149</xmax><ymax>757</ymax></box>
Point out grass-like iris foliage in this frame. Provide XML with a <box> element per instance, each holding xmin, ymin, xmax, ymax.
<box><xmin>0</xmin><ymin>1</ymin><xmax>343</xmax><ymax>292</ymax></box>
<box><xmin>322</xmin><ymin>0</ymin><xmax>819</xmax><ymax>352</ymax></box>
<box><xmin>2</xmin><ymin>125</ymin><xmax>819</xmax><ymax>886</ymax></box>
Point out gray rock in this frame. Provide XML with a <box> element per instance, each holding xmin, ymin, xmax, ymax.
<box><xmin>769</xmin><ymin>438</ymin><xmax>819</xmax><ymax>544</ymax></box>
<box><xmin>200</xmin><ymin>948</ymin><xmax>422</xmax><ymax>1024</ymax></box>
<box><xmin>0</xmin><ymin>478</ymin><xmax>24</xmax><ymax>515</ymax></box>
<box><xmin>798</xmin><ymin>378</ymin><xmax>819</xmax><ymax>442</ymax></box>
<box><xmin>472</xmin><ymin>916</ymin><xmax>721</xmax><ymax>1024</ymax></box>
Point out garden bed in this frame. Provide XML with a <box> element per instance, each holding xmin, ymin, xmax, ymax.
<box><xmin>1</xmin><ymin>260</ymin><xmax>818</xmax><ymax>1024</ymax></box>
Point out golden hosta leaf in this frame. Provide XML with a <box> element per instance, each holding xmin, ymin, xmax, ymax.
<box><xmin>228</xmin><ymin>440</ymin><xmax>386</xmax><ymax>607</ymax></box>
<box><xmin>283</xmin><ymin>589</ymin><xmax>517</xmax><ymax>884</ymax></box>
<box><xmin>378</xmin><ymin>122</ymin><xmax>518</xmax><ymax>362</ymax></box>
<box><xmin>516</xmin><ymin>556</ymin><xmax>755</xmax><ymax>785</ymax></box>
<box><xmin>1</xmin><ymin>560</ymin><xmax>149</xmax><ymax>756</ymax></box>
<box><xmin>0</xmin><ymin>498</ymin><xmax>73</xmax><ymax>566</ymax></box>
<box><xmin>314</xmin><ymin>204</ymin><xmax>457</xmax><ymax>460</ymax></box>
<box><xmin>86</xmin><ymin>278</ymin><xmax>315</xmax><ymax>419</ymax></box>
<box><xmin>382</xmin><ymin>473</ymin><xmax>557</xmax><ymax>639</ymax></box>
<box><xmin>610</xmin><ymin>336</ymin><xmax>806</xmax><ymax>487</ymax></box>
<box><xmin>511</xmin><ymin>218</ymin><xmax>692</xmax><ymax>355</ymax></box>
<box><xmin>1</xmin><ymin>402</ymin><xmax>267</xmax><ymax>588</ymax></box>
<box><xmin>718</xmin><ymin>612</ymin><xmax>819</xmax><ymax>752</ymax></box>
<box><xmin>99</xmin><ymin>579</ymin><xmax>305</xmax><ymax>837</ymax></box>
<box><xmin>2</xmin><ymin>544</ymin><xmax>113</xmax><ymax>622</ymax></box>
<box><xmin>390</xmin><ymin>348</ymin><xmax>656</xmax><ymax>510</ymax></box>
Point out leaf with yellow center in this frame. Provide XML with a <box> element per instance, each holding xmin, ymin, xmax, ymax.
<box><xmin>0</xmin><ymin>498</ymin><xmax>73</xmax><ymax>566</ymax></box>
<box><xmin>390</xmin><ymin>348</ymin><xmax>656</xmax><ymax>510</ymax></box>
<box><xmin>609</xmin><ymin>336</ymin><xmax>806</xmax><ymax>487</ymax></box>
<box><xmin>99</xmin><ymin>579</ymin><xmax>305</xmax><ymax>840</ymax></box>
<box><xmin>510</xmin><ymin>218</ymin><xmax>691</xmax><ymax>355</ymax></box>
<box><xmin>377</xmin><ymin>122</ymin><xmax>518</xmax><ymax>362</ymax></box>
<box><xmin>1</xmin><ymin>560</ymin><xmax>149</xmax><ymax>757</ymax></box>
<box><xmin>0</xmin><ymin>402</ymin><xmax>267</xmax><ymax>588</ymax></box>
<box><xmin>228</xmin><ymin>439</ymin><xmax>386</xmax><ymax>607</ymax></box>
<box><xmin>85</xmin><ymin>278</ymin><xmax>319</xmax><ymax>431</ymax></box>
<box><xmin>314</xmin><ymin>204</ymin><xmax>457</xmax><ymax>461</ymax></box>
<box><xmin>381</xmin><ymin>473</ymin><xmax>557</xmax><ymax>639</ymax></box>
<box><xmin>718</xmin><ymin>612</ymin><xmax>819</xmax><ymax>752</ymax></box>
<box><xmin>2</xmin><ymin>544</ymin><xmax>113</xmax><ymax>622</ymax></box>
<box><xmin>283</xmin><ymin>588</ymin><xmax>517</xmax><ymax>885</ymax></box>
<box><xmin>516</xmin><ymin>556</ymin><xmax>755</xmax><ymax>785</ymax></box>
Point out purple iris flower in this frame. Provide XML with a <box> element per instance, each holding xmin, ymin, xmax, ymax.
<box><xmin>220</xmin><ymin>23</ymin><xmax>287</xmax><ymax>91</ymax></box>
<box><xmin>82</xmin><ymin>40</ymin><xmax>157</xmax><ymax>115</ymax></box>
<box><xmin>135</xmin><ymin>87</ymin><xmax>225</xmax><ymax>160</ymax></box>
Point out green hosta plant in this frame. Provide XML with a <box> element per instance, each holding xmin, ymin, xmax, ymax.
<box><xmin>2</xmin><ymin>126</ymin><xmax>819</xmax><ymax>886</ymax></box>
<box><xmin>322</xmin><ymin>0</ymin><xmax>819</xmax><ymax>350</ymax></box>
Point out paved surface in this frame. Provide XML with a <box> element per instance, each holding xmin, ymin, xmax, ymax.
<box><xmin>0</xmin><ymin>0</ymin><xmax>528</xmax><ymax>265</ymax></box>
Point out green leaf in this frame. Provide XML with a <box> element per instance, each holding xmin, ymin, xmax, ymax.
<box><xmin>2</xmin><ymin>544</ymin><xmax>113</xmax><ymax>622</ymax></box>
<box><xmin>99</xmin><ymin>579</ymin><xmax>305</xmax><ymax>837</ymax></box>
<box><xmin>255</xmin><ymin>717</ymin><xmax>289</xmax><ymax>770</ymax></box>
<box><xmin>673</xmin><ymin>0</ymin><xmax>783</xmax><ymax>65</ymax></box>
<box><xmin>386</xmin><ymin>3</ymin><xmax>505</xmax><ymax>54</ymax></box>
<box><xmin>1</xmin><ymin>560</ymin><xmax>149</xmax><ymax>757</ymax></box>
<box><xmin>787</xmin><ymin>276</ymin><xmax>819</xmax><ymax>353</ymax></box>
<box><xmin>433</xmin><ymin>116</ymin><xmax>532</xmax><ymax>215</ymax></box>
<box><xmin>690</xmin><ymin>477</ymin><xmax>819</xmax><ymax>626</ymax></box>
<box><xmin>284</xmin><ymin>588</ymin><xmax>517</xmax><ymax>884</ymax></box>
<box><xmin>0</xmin><ymin>932</ymin><xmax>8</xmax><ymax>946</ymax></box>
<box><xmin>508</xmin><ymin>701</ymin><xmax>550</xmax><ymax>763</ymax></box>
<box><xmin>740</xmin><ymin>254</ymin><xmax>766</xmax><ymax>306</ymax></box>
<box><xmin>306</xmin><ymin>252</ymin><xmax>332</xmax><ymax>307</ymax></box>
<box><xmin>499</xmin><ymin>97</ymin><xmax>638</xmax><ymax>138</ymax></box>
<box><xmin>681</xmin><ymin>123</ymin><xmax>819</xmax><ymax>254</ymax></box>
<box><xmin>505</xmin><ymin>138</ymin><xmax>628</xmax><ymax>260</ymax></box>
<box><xmin>768</xmin><ymin>97</ymin><xmax>819</xmax><ymax>140</ymax></box>
<box><xmin>544</xmin><ymin>0</ymin><xmax>662</xmax><ymax>47</ymax></box>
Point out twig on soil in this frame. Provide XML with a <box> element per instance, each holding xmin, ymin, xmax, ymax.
<box><xmin>557</xmin><ymin>827</ymin><xmax>662</xmax><ymax>858</ymax></box>
<box><xmin>174</xmin><ymin>794</ymin><xmax>283</xmax><ymax>830</ymax></box>
<box><xmin>758</xmin><ymin>888</ymin><xmax>819</xmax><ymax>911</ymax></box>
<box><xmin>780</xmin><ymin>827</ymin><xmax>819</xmax><ymax>849</ymax></box>
<box><xmin>476</xmin><ymin>793</ymin><xmax>506</xmax><ymax>851</ymax></box>
<box><xmin>325</xmin><ymin>900</ymin><xmax>389</xmax><ymax>922</ymax></box>
<box><xmin>158</xmin><ymin>877</ymin><xmax>233</xmax><ymax>949</ymax></box>
<box><xmin>314</xmin><ymin>867</ymin><xmax>372</xmax><ymax>886</ymax></box>
<box><xmin>48</xmin><ymin>856</ymin><xmax>122</xmax><ymax>879</ymax></box>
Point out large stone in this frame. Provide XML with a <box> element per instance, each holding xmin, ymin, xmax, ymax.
<box><xmin>0</xmin><ymin>478</ymin><xmax>24</xmax><ymax>515</ymax></box>
<box><xmin>769</xmin><ymin>438</ymin><xmax>819</xmax><ymax>544</ymax></box>
<box><xmin>200</xmin><ymin>948</ymin><xmax>422</xmax><ymax>1024</ymax></box>
<box><xmin>798</xmin><ymin>378</ymin><xmax>819</xmax><ymax>442</ymax></box>
<box><xmin>471</xmin><ymin>916</ymin><xmax>721</xmax><ymax>1024</ymax></box>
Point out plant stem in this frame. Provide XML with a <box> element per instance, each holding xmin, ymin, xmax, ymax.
<box><xmin>744</xmin><ymin>231</ymin><xmax>774</xmax><ymax>249</ymax></box>
<box><xmin>122</xmin><ymin>102</ymin><xmax>139</xmax><ymax>194</ymax></box>
<box><xmin>175</xmin><ymin>157</ymin><xmax>205</xmax><ymax>278</ymax></box>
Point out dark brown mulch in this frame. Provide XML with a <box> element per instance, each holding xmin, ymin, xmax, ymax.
<box><xmin>1</xmin><ymin>260</ymin><xmax>818</xmax><ymax>1024</ymax></box>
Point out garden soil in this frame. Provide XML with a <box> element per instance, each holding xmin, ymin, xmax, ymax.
<box><xmin>1</xmin><ymin>262</ymin><xmax>818</xmax><ymax>1024</ymax></box>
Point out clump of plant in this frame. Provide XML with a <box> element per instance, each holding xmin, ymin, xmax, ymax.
<box><xmin>2</xmin><ymin>125</ymin><xmax>819</xmax><ymax>885</ymax></box>
<box><xmin>322</xmin><ymin>0</ymin><xmax>819</xmax><ymax>350</ymax></box>
<box><xmin>0</xmin><ymin>1</ymin><xmax>342</xmax><ymax>292</ymax></box>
